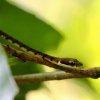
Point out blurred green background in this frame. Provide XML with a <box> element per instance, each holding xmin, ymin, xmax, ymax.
<box><xmin>0</xmin><ymin>0</ymin><xmax>100</xmax><ymax>100</ymax></box>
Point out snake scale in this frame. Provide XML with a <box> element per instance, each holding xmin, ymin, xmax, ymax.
<box><xmin>0</xmin><ymin>30</ymin><xmax>83</xmax><ymax>67</ymax></box>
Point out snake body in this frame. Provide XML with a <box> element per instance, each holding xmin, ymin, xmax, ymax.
<box><xmin>0</xmin><ymin>30</ymin><xmax>83</xmax><ymax>67</ymax></box>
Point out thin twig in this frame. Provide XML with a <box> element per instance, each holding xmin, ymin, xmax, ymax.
<box><xmin>14</xmin><ymin>71</ymin><xmax>84</xmax><ymax>84</ymax></box>
<box><xmin>14</xmin><ymin>69</ymin><xmax>100</xmax><ymax>84</ymax></box>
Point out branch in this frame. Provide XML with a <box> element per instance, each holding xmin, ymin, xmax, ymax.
<box><xmin>14</xmin><ymin>69</ymin><xmax>100</xmax><ymax>84</ymax></box>
<box><xmin>14</xmin><ymin>71</ymin><xmax>84</xmax><ymax>84</ymax></box>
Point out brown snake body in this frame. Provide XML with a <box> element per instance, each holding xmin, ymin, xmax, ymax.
<box><xmin>0</xmin><ymin>30</ymin><xmax>83</xmax><ymax>67</ymax></box>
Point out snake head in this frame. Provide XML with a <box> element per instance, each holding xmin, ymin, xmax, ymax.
<box><xmin>59</xmin><ymin>58</ymin><xmax>83</xmax><ymax>67</ymax></box>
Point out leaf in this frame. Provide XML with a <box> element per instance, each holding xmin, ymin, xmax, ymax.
<box><xmin>0</xmin><ymin>0</ymin><xmax>62</xmax><ymax>51</ymax></box>
<box><xmin>0</xmin><ymin>44</ymin><xmax>18</xmax><ymax>100</ymax></box>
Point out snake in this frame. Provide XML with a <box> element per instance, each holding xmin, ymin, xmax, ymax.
<box><xmin>0</xmin><ymin>30</ymin><xmax>83</xmax><ymax>67</ymax></box>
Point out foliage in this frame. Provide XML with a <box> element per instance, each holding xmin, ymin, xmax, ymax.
<box><xmin>0</xmin><ymin>0</ymin><xmax>100</xmax><ymax>100</ymax></box>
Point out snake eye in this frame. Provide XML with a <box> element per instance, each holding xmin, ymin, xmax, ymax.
<box><xmin>60</xmin><ymin>58</ymin><xmax>83</xmax><ymax>66</ymax></box>
<box><xmin>69</xmin><ymin>59</ymin><xmax>75</xmax><ymax>64</ymax></box>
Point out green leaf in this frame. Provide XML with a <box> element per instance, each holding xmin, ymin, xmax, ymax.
<box><xmin>0</xmin><ymin>0</ymin><xmax>62</xmax><ymax>51</ymax></box>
